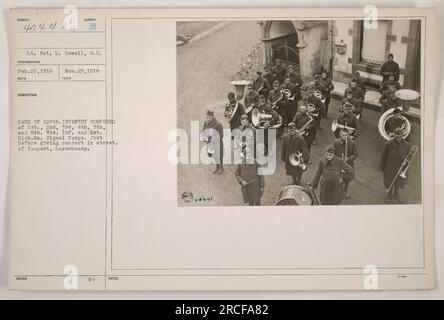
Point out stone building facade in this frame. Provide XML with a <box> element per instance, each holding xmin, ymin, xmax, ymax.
<box><xmin>258</xmin><ymin>19</ymin><xmax>421</xmax><ymax>91</ymax></box>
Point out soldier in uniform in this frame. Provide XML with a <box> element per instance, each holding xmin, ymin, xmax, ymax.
<box><xmin>281</xmin><ymin>76</ymin><xmax>299</xmax><ymax>124</ymax></box>
<box><xmin>244</xmin><ymin>83</ymin><xmax>260</xmax><ymax>119</ymax></box>
<box><xmin>346</xmin><ymin>79</ymin><xmax>365</xmax><ymax>110</ymax></box>
<box><xmin>235</xmin><ymin>114</ymin><xmax>256</xmax><ymax>160</ymax></box>
<box><xmin>253</xmin><ymin>71</ymin><xmax>271</xmax><ymax>98</ymax></box>
<box><xmin>333</xmin><ymin>129</ymin><xmax>359</xmax><ymax>199</ymax></box>
<box><xmin>320</xmin><ymin>71</ymin><xmax>335</xmax><ymax>117</ymax></box>
<box><xmin>334</xmin><ymin>103</ymin><xmax>360</xmax><ymax>139</ymax></box>
<box><xmin>310</xmin><ymin>145</ymin><xmax>354</xmax><ymax>205</ymax></box>
<box><xmin>273</xmin><ymin>59</ymin><xmax>288</xmax><ymax>84</ymax></box>
<box><xmin>381</xmin><ymin>53</ymin><xmax>400</xmax><ymax>81</ymax></box>
<box><xmin>341</xmin><ymin>88</ymin><xmax>362</xmax><ymax>118</ymax></box>
<box><xmin>380</xmin><ymin>87</ymin><xmax>402</xmax><ymax>114</ymax></box>
<box><xmin>263</xmin><ymin>65</ymin><xmax>277</xmax><ymax>88</ymax></box>
<box><xmin>293</xmin><ymin>104</ymin><xmax>315</xmax><ymax>158</ymax></box>
<box><xmin>384</xmin><ymin>108</ymin><xmax>406</xmax><ymax>136</ymax></box>
<box><xmin>257</xmin><ymin>95</ymin><xmax>279</xmax><ymax>156</ymax></box>
<box><xmin>380</xmin><ymin>73</ymin><xmax>401</xmax><ymax>94</ymax></box>
<box><xmin>202</xmin><ymin>110</ymin><xmax>224</xmax><ymax>174</ymax></box>
<box><xmin>350</xmin><ymin>71</ymin><xmax>366</xmax><ymax>97</ymax></box>
<box><xmin>287</xmin><ymin>65</ymin><xmax>303</xmax><ymax>90</ymax></box>
<box><xmin>235</xmin><ymin>152</ymin><xmax>265</xmax><ymax>206</ymax></box>
<box><xmin>304</xmin><ymin>86</ymin><xmax>324</xmax><ymax>145</ymax></box>
<box><xmin>225</xmin><ymin>92</ymin><xmax>245</xmax><ymax>140</ymax></box>
<box><xmin>268</xmin><ymin>80</ymin><xmax>288</xmax><ymax>135</ymax></box>
<box><xmin>380</xmin><ymin>127</ymin><xmax>412</xmax><ymax>204</ymax></box>
<box><xmin>281</xmin><ymin>122</ymin><xmax>310</xmax><ymax>186</ymax></box>
<box><xmin>312</xmin><ymin>74</ymin><xmax>328</xmax><ymax>101</ymax></box>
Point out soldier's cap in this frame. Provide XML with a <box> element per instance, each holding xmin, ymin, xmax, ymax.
<box><xmin>350</xmin><ymin>78</ymin><xmax>357</xmax><ymax>83</ymax></box>
<box><xmin>287</xmin><ymin>64</ymin><xmax>294</xmax><ymax>70</ymax></box>
<box><xmin>393</xmin><ymin>108</ymin><xmax>402</xmax><ymax>114</ymax></box>
<box><xmin>206</xmin><ymin>110</ymin><xmax>214</xmax><ymax>116</ymax></box>
<box><xmin>227</xmin><ymin>92</ymin><xmax>235</xmax><ymax>99</ymax></box>
<box><xmin>247</xmin><ymin>82</ymin><xmax>254</xmax><ymax>89</ymax></box>
<box><xmin>313</xmin><ymin>74</ymin><xmax>320</xmax><ymax>80</ymax></box>
<box><xmin>306</xmin><ymin>86</ymin><xmax>314</xmax><ymax>93</ymax></box>
<box><xmin>288</xmin><ymin>122</ymin><xmax>296</xmax><ymax>128</ymax></box>
<box><xmin>240</xmin><ymin>114</ymin><xmax>248</xmax><ymax>120</ymax></box>
<box><xmin>393</xmin><ymin>127</ymin><xmax>404</xmax><ymax>137</ymax></box>
<box><xmin>325</xmin><ymin>145</ymin><xmax>335</xmax><ymax>154</ymax></box>
<box><xmin>388</xmin><ymin>53</ymin><xmax>394</xmax><ymax>58</ymax></box>
<box><xmin>273</xmin><ymin>80</ymin><xmax>280</xmax><ymax>86</ymax></box>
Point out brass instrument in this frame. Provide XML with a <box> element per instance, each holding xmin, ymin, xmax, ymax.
<box><xmin>297</xmin><ymin>114</ymin><xmax>314</xmax><ymax>136</ymax></box>
<box><xmin>239</xmin><ymin>129</ymin><xmax>255</xmax><ymax>159</ymax></box>
<box><xmin>256</xmin><ymin>84</ymin><xmax>264</xmax><ymax>95</ymax></box>
<box><xmin>204</xmin><ymin>128</ymin><xmax>215</xmax><ymax>157</ymax></box>
<box><xmin>270</xmin><ymin>91</ymin><xmax>284</xmax><ymax>109</ymax></box>
<box><xmin>306</xmin><ymin>103</ymin><xmax>319</xmax><ymax>118</ymax></box>
<box><xmin>343</xmin><ymin>102</ymin><xmax>361</xmax><ymax>120</ymax></box>
<box><xmin>245</xmin><ymin>104</ymin><xmax>254</xmax><ymax>114</ymax></box>
<box><xmin>289</xmin><ymin>151</ymin><xmax>307</xmax><ymax>171</ymax></box>
<box><xmin>378</xmin><ymin>108</ymin><xmax>411</xmax><ymax>140</ymax></box>
<box><xmin>387</xmin><ymin>145</ymin><xmax>419</xmax><ymax>194</ymax></box>
<box><xmin>282</xmin><ymin>88</ymin><xmax>295</xmax><ymax>101</ymax></box>
<box><xmin>224</xmin><ymin>101</ymin><xmax>239</xmax><ymax>123</ymax></box>
<box><xmin>251</xmin><ymin>108</ymin><xmax>282</xmax><ymax>129</ymax></box>
<box><xmin>331</xmin><ymin>119</ymin><xmax>356</xmax><ymax>134</ymax></box>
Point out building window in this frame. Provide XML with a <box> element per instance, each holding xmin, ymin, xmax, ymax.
<box><xmin>360</xmin><ymin>20</ymin><xmax>388</xmax><ymax>65</ymax></box>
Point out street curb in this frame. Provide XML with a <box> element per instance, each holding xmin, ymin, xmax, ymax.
<box><xmin>188</xmin><ymin>21</ymin><xmax>230</xmax><ymax>44</ymax></box>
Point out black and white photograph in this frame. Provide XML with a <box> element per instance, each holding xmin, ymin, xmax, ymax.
<box><xmin>177</xmin><ymin>19</ymin><xmax>422</xmax><ymax>206</ymax></box>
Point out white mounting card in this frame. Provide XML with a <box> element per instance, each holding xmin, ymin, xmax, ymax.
<box><xmin>8</xmin><ymin>7</ymin><xmax>436</xmax><ymax>290</ymax></box>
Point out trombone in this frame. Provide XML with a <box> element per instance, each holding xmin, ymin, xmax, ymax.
<box><xmin>386</xmin><ymin>145</ymin><xmax>419</xmax><ymax>194</ymax></box>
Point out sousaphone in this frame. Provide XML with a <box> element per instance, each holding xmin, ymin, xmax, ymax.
<box><xmin>378</xmin><ymin>107</ymin><xmax>411</xmax><ymax>140</ymax></box>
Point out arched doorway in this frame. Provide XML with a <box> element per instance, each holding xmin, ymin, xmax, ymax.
<box><xmin>264</xmin><ymin>21</ymin><xmax>300</xmax><ymax>72</ymax></box>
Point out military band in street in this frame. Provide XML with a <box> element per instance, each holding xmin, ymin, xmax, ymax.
<box><xmin>205</xmin><ymin>53</ymin><xmax>419</xmax><ymax>206</ymax></box>
<box><xmin>178</xmin><ymin>20</ymin><xmax>422</xmax><ymax>206</ymax></box>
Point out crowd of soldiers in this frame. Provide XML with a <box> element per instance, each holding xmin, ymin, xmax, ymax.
<box><xmin>202</xmin><ymin>53</ymin><xmax>414</xmax><ymax>206</ymax></box>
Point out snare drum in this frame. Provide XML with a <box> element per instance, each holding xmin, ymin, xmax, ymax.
<box><xmin>275</xmin><ymin>185</ymin><xmax>313</xmax><ymax>206</ymax></box>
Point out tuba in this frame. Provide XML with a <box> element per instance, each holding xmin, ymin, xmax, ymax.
<box><xmin>289</xmin><ymin>152</ymin><xmax>307</xmax><ymax>171</ymax></box>
<box><xmin>378</xmin><ymin>108</ymin><xmax>411</xmax><ymax>140</ymax></box>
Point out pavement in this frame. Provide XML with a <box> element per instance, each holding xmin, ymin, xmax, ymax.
<box><xmin>177</xmin><ymin>21</ymin><xmax>422</xmax><ymax>206</ymax></box>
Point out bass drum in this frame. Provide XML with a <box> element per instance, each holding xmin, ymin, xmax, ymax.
<box><xmin>275</xmin><ymin>185</ymin><xmax>313</xmax><ymax>206</ymax></box>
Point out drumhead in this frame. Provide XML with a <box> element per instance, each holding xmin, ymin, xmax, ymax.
<box><xmin>275</xmin><ymin>185</ymin><xmax>313</xmax><ymax>206</ymax></box>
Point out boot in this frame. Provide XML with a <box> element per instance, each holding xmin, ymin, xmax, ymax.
<box><xmin>213</xmin><ymin>165</ymin><xmax>219</xmax><ymax>174</ymax></box>
<box><xmin>217</xmin><ymin>165</ymin><xmax>224</xmax><ymax>174</ymax></box>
